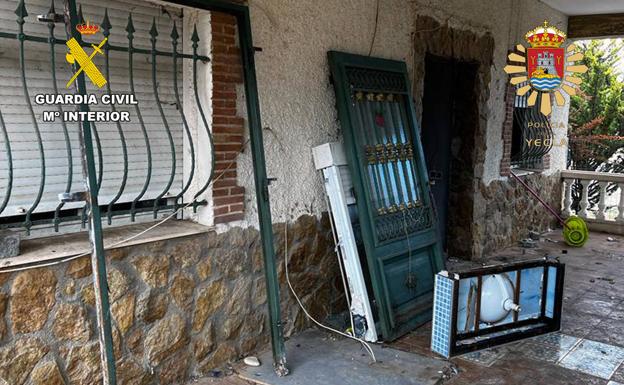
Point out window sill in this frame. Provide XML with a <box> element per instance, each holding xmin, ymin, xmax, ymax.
<box><xmin>511</xmin><ymin>168</ymin><xmax>540</xmax><ymax>177</ymax></box>
<box><xmin>0</xmin><ymin>220</ymin><xmax>213</xmax><ymax>271</ymax></box>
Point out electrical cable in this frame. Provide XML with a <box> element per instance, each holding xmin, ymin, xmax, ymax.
<box><xmin>367</xmin><ymin>0</ymin><xmax>380</xmax><ymax>56</ymax></box>
<box><xmin>283</xmin><ymin>215</ymin><xmax>377</xmax><ymax>362</ymax></box>
<box><xmin>0</xmin><ymin>139</ymin><xmax>251</xmax><ymax>274</ymax></box>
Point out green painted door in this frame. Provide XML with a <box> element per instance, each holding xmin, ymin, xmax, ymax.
<box><xmin>328</xmin><ymin>51</ymin><xmax>445</xmax><ymax>340</ymax></box>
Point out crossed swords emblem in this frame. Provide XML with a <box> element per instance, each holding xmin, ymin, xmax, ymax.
<box><xmin>65</xmin><ymin>37</ymin><xmax>107</xmax><ymax>88</ymax></box>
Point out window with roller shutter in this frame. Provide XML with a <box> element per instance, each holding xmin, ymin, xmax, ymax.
<box><xmin>0</xmin><ymin>0</ymin><xmax>217</xmax><ymax>238</ymax></box>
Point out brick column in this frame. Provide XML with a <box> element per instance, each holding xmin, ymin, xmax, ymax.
<box><xmin>500</xmin><ymin>81</ymin><xmax>515</xmax><ymax>177</ymax></box>
<box><xmin>211</xmin><ymin>12</ymin><xmax>245</xmax><ymax>224</ymax></box>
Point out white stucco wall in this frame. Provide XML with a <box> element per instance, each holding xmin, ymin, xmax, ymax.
<box><xmin>549</xmin><ymin>92</ymin><xmax>570</xmax><ymax>175</ymax></box>
<box><xmin>183</xmin><ymin>10</ymin><xmax>214</xmax><ymax>226</ymax></box>
<box><xmin>222</xmin><ymin>0</ymin><xmax>569</xmax><ymax>230</ymax></box>
<box><xmin>233</xmin><ymin>0</ymin><xmax>417</xmax><ymax>227</ymax></box>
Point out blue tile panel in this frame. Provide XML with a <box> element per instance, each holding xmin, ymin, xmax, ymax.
<box><xmin>431</xmin><ymin>273</ymin><xmax>454</xmax><ymax>358</ymax></box>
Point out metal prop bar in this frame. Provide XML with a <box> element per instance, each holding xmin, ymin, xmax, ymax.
<box><xmin>509</xmin><ymin>170</ymin><xmax>569</xmax><ymax>229</ymax></box>
<box><xmin>236</xmin><ymin>5</ymin><xmax>288</xmax><ymax>376</ymax></box>
<box><xmin>63</xmin><ymin>0</ymin><xmax>117</xmax><ymax>383</ymax></box>
<box><xmin>166</xmin><ymin>0</ymin><xmax>288</xmax><ymax>374</ymax></box>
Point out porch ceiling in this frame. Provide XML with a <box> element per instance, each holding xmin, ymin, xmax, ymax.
<box><xmin>540</xmin><ymin>0</ymin><xmax>624</xmax><ymax>16</ymax></box>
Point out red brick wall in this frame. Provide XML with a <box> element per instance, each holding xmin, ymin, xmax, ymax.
<box><xmin>500</xmin><ymin>81</ymin><xmax>515</xmax><ymax>177</ymax></box>
<box><xmin>211</xmin><ymin>12</ymin><xmax>245</xmax><ymax>224</ymax></box>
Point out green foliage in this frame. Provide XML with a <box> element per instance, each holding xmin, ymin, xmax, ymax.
<box><xmin>567</xmin><ymin>40</ymin><xmax>624</xmax><ymax>210</ymax></box>
<box><xmin>568</xmin><ymin>39</ymin><xmax>624</xmax><ymax>172</ymax></box>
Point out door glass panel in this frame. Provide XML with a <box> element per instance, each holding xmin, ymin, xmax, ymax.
<box><xmin>352</xmin><ymin>92</ymin><xmax>422</xmax><ymax>212</ymax></box>
<box><xmin>350</xmin><ymin>90</ymin><xmax>430</xmax><ymax>243</ymax></box>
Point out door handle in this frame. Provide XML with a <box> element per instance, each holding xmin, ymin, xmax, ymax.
<box><xmin>405</xmin><ymin>272</ymin><xmax>417</xmax><ymax>290</ymax></box>
<box><xmin>429</xmin><ymin>170</ymin><xmax>443</xmax><ymax>180</ymax></box>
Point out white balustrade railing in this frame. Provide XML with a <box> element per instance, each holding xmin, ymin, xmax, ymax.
<box><xmin>561</xmin><ymin>170</ymin><xmax>624</xmax><ymax>235</ymax></box>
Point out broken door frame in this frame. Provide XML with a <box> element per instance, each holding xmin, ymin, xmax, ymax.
<box><xmin>171</xmin><ymin>0</ymin><xmax>288</xmax><ymax>376</ymax></box>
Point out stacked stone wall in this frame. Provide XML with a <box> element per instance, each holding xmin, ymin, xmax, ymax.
<box><xmin>0</xmin><ymin>214</ymin><xmax>342</xmax><ymax>385</ymax></box>
<box><xmin>473</xmin><ymin>172</ymin><xmax>561</xmax><ymax>257</ymax></box>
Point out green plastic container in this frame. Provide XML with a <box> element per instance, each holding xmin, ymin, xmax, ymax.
<box><xmin>563</xmin><ymin>216</ymin><xmax>589</xmax><ymax>247</ymax></box>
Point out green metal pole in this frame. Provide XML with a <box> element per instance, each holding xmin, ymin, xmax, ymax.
<box><xmin>64</xmin><ymin>1</ymin><xmax>117</xmax><ymax>384</ymax></box>
<box><xmin>236</xmin><ymin>8</ymin><xmax>289</xmax><ymax>377</ymax></box>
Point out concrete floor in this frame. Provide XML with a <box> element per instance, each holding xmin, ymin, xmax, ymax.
<box><xmin>191</xmin><ymin>230</ymin><xmax>624</xmax><ymax>385</ymax></box>
<box><xmin>237</xmin><ymin>330</ymin><xmax>450</xmax><ymax>385</ymax></box>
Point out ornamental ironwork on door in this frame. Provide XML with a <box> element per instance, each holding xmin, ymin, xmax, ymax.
<box><xmin>329</xmin><ymin>51</ymin><xmax>445</xmax><ymax>340</ymax></box>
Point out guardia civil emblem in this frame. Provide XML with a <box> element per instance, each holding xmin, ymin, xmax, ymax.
<box><xmin>504</xmin><ymin>21</ymin><xmax>588</xmax><ymax>116</ymax></box>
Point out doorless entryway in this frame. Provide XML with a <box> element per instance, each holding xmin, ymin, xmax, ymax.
<box><xmin>421</xmin><ymin>54</ymin><xmax>479</xmax><ymax>258</ymax></box>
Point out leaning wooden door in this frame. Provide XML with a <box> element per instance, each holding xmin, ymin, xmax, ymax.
<box><xmin>328</xmin><ymin>51</ymin><xmax>445</xmax><ymax>340</ymax></box>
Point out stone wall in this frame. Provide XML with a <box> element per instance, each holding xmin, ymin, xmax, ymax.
<box><xmin>410</xmin><ymin>15</ymin><xmax>495</xmax><ymax>259</ymax></box>
<box><xmin>0</xmin><ymin>215</ymin><xmax>342</xmax><ymax>385</ymax></box>
<box><xmin>473</xmin><ymin>173</ymin><xmax>562</xmax><ymax>258</ymax></box>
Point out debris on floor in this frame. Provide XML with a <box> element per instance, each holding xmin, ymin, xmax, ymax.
<box><xmin>431</xmin><ymin>258</ymin><xmax>564</xmax><ymax>358</ymax></box>
<box><xmin>192</xmin><ymin>231</ymin><xmax>624</xmax><ymax>385</ymax></box>
<box><xmin>244</xmin><ymin>357</ymin><xmax>261</xmax><ymax>367</ymax></box>
<box><xmin>393</xmin><ymin>231</ymin><xmax>624</xmax><ymax>385</ymax></box>
<box><xmin>519</xmin><ymin>238</ymin><xmax>538</xmax><ymax>248</ymax></box>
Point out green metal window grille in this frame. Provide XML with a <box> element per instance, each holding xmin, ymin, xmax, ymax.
<box><xmin>0</xmin><ymin>0</ymin><xmax>289</xmax><ymax>377</ymax></box>
<box><xmin>0</xmin><ymin>0</ymin><xmax>214</xmax><ymax>234</ymax></box>
<box><xmin>510</xmin><ymin>84</ymin><xmax>553</xmax><ymax>170</ymax></box>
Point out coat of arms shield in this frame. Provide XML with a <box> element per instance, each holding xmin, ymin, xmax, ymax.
<box><xmin>527</xmin><ymin>47</ymin><xmax>565</xmax><ymax>91</ymax></box>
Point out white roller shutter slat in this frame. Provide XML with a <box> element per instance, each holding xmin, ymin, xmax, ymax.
<box><xmin>0</xmin><ymin>0</ymin><xmax>188</xmax><ymax>224</ymax></box>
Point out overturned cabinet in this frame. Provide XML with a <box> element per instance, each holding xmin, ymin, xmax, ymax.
<box><xmin>431</xmin><ymin>258</ymin><xmax>565</xmax><ymax>357</ymax></box>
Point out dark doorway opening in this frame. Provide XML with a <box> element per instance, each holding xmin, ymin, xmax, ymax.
<box><xmin>421</xmin><ymin>54</ymin><xmax>479</xmax><ymax>258</ymax></box>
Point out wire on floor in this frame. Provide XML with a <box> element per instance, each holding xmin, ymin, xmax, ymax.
<box><xmin>283</xmin><ymin>220</ymin><xmax>377</xmax><ymax>362</ymax></box>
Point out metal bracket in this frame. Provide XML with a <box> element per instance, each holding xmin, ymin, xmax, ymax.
<box><xmin>37</xmin><ymin>13</ymin><xmax>65</xmax><ymax>23</ymax></box>
<box><xmin>58</xmin><ymin>191</ymin><xmax>88</xmax><ymax>203</ymax></box>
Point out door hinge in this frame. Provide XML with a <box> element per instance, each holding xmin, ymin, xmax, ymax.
<box><xmin>262</xmin><ymin>177</ymin><xmax>277</xmax><ymax>202</ymax></box>
<box><xmin>59</xmin><ymin>191</ymin><xmax>88</xmax><ymax>202</ymax></box>
<box><xmin>37</xmin><ymin>12</ymin><xmax>64</xmax><ymax>23</ymax></box>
